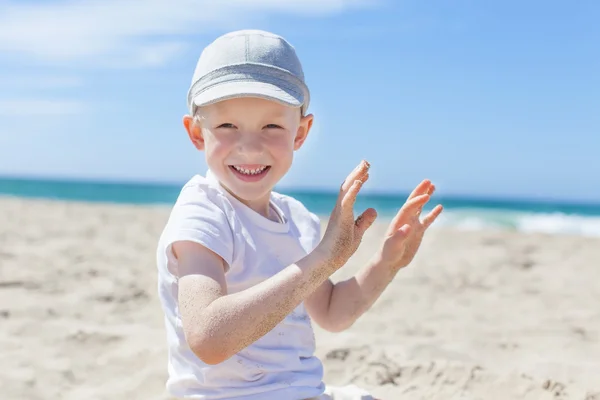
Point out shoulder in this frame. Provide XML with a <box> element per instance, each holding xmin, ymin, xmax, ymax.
<box><xmin>175</xmin><ymin>175</ymin><xmax>229</xmax><ymax>208</ymax></box>
<box><xmin>161</xmin><ymin>175</ymin><xmax>237</xmax><ymax>268</ymax></box>
<box><xmin>167</xmin><ymin>174</ymin><xmax>239</xmax><ymax>224</ymax></box>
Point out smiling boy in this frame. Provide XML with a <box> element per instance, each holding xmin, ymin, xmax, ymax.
<box><xmin>156</xmin><ymin>30</ymin><xmax>442</xmax><ymax>400</ymax></box>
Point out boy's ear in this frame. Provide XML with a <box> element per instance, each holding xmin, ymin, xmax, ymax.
<box><xmin>294</xmin><ymin>113</ymin><xmax>314</xmax><ymax>151</ymax></box>
<box><xmin>183</xmin><ymin>115</ymin><xmax>205</xmax><ymax>151</ymax></box>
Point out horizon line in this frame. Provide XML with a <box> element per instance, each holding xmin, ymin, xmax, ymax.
<box><xmin>1</xmin><ymin>172</ymin><xmax>599</xmax><ymax>208</ymax></box>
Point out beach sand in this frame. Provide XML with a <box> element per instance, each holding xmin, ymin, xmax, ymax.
<box><xmin>1</xmin><ymin>196</ymin><xmax>599</xmax><ymax>400</ymax></box>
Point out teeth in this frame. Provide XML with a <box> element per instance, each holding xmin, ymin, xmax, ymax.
<box><xmin>233</xmin><ymin>166</ymin><xmax>267</xmax><ymax>175</ymax></box>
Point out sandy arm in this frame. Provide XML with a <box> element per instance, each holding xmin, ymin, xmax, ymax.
<box><xmin>305</xmin><ymin>254</ymin><xmax>396</xmax><ymax>332</ymax></box>
<box><xmin>173</xmin><ymin>240</ymin><xmax>333</xmax><ymax>365</ymax></box>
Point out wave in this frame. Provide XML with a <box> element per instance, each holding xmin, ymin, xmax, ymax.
<box><xmin>436</xmin><ymin>209</ymin><xmax>600</xmax><ymax>237</ymax></box>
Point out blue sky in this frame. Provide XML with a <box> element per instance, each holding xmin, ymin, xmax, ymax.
<box><xmin>0</xmin><ymin>0</ymin><xmax>598</xmax><ymax>202</ymax></box>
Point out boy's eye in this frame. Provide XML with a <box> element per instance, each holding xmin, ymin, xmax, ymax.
<box><xmin>264</xmin><ymin>124</ymin><xmax>283</xmax><ymax>129</ymax></box>
<box><xmin>217</xmin><ymin>123</ymin><xmax>236</xmax><ymax>129</ymax></box>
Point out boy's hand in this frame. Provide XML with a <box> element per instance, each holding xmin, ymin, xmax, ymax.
<box><xmin>378</xmin><ymin>180</ymin><xmax>443</xmax><ymax>271</ymax></box>
<box><xmin>317</xmin><ymin>160</ymin><xmax>378</xmax><ymax>270</ymax></box>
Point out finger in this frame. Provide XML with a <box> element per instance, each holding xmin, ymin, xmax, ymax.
<box><xmin>402</xmin><ymin>194</ymin><xmax>431</xmax><ymax>217</ymax></box>
<box><xmin>422</xmin><ymin>204</ymin><xmax>443</xmax><ymax>228</ymax></box>
<box><xmin>341</xmin><ymin>162</ymin><xmax>369</xmax><ymax>193</ymax></box>
<box><xmin>407</xmin><ymin>193</ymin><xmax>430</xmax><ymax>207</ymax></box>
<box><xmin>340</xmin><ymin>179</ymin><xmax>364</xmax><ymax>212</ymax></box>
<box><xmin>407</xmin><ymin>179</ymin><xmax>431</xmax><ymax>200</ymax></box>
<box><xmin>389</xmin><ymin>194</ymin><xmax>430</xmax><ymax>231</ymax></box>
<box><xmin>427</xmin><ymin>184</ymin><xmax>436</xmax><ymax>196</ymax></box>
<box><xmin>341</xmin><ymin>160</ymin><xmax>370</xmax><ymax>193</ymax></box>
<box><xmin>354</xmin><ymin>207</ymin><xmax>377</xmax><ymax>237</ymax></box>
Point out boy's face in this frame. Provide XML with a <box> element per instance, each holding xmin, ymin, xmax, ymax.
<box><xmin>184</xmin><ymin>97</ymin><xmax>313</xmax><ymax>207</ymax></box>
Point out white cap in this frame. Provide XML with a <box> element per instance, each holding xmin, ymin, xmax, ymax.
<box><xmin>187</xmin><ymin>30</ymin><xmax>310</xmax><ymax>115</ymax></box>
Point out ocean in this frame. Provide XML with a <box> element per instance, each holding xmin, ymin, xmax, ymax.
<box><xmin>1</xmin><ymin>176</ymin><xmax>600</xmax><ymax>237</ymax></box>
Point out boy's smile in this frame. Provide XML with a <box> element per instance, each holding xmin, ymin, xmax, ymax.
<box><xmin>229</xmin><ymin>164</ymin><xmax>271</xmax><ymax>182</ymax></box>
<box><xmin>183</xmin><ymin>97</ymin><xmax>313</xmax><ymax>219</ymax></box>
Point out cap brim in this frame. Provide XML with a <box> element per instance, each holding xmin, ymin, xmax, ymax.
<box><xmin>191</xmin><ymin>80</ymin><xmax>304</xmax><ymax>111</ymax></box>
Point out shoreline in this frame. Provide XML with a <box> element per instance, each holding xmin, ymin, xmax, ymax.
<box><xmin>2</xmin><ymin>194</ymin><xmax>600</xmax><ymax>239</ymax></box>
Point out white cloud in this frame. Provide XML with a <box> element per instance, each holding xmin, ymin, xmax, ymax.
<box><xmin>0</xmin><ymin>75</ymin><xmax>83</xmax><ymax>89</ymax></box>
<box><xmin>97</xmin><ymin>42</ymin><xmax>191</xmax><ymax>69</ymax></box>
<box><xmin>0</xmin><ymin>0</ymin><xmax>375</xmax><ymax>68</ymax></box>
<box><xmin>0</xmin><ymin>0</ymin><xmax>375</xmax><ymax>120</ymax></box>
<box><xmin>0</xmin><ymin>100</ymin><xmax>85</xmax><ymax>116</ymax></box>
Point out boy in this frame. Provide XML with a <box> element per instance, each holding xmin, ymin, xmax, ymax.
<box><xmin>156</xmin><ymin>30</ymin><xmax>443</xmax><ymax>400</ymax></box>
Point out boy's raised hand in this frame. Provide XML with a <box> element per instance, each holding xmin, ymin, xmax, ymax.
<box><xmin>317</xmin><ymin>160</ymin><xmax>378</xmax><ymax>270</ymax></box>
<box><xmin>316</xmin><ymin>162</ymin><xmax>443</xmax><ymax>274</ymax></box>
<box><xmin>378</xmin><ymin>179</ymin><xmax>443</xmax><ymax>271</ymax></box>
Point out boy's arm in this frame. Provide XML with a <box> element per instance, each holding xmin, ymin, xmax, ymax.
<box><xmin>306</xmin><ymin>181</ymin><xmax>442</xmax><ymax>332</ymax></box>
<box><xmin>175</xmin><ymin>240</ymin><xmax>331</xmax><ymax>365</ymax></box>
<box><xmin>304</xmin><ymin>256</ymin><xmax>396</xmax><ymax>332</ymax></box>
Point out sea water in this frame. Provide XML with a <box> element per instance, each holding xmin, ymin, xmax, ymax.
<box><xmin>1</xmin><ymin>176</ymin><xmax>599</xmax><ymax>237</ymax></box>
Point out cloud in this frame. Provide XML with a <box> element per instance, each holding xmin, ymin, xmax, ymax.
<box><xmin>0</xmin><ymin>99</ymin><xmax>85</xmax><ymax>116</ymax></box>
<box><xmin>0</xmin><ymin>0</ymin><xmax>375</xmax><ymax>68</ymax></box>
<box><xmin>0</xmin><ymin>75</ymin><xmax>84</xmax><ymax>89</ymax></box>
<box><xmin>0</xmin><ymin>0</ymin><xmax>376</xmax><ymax>120</ymax></box>
<box><xmin>96</xmin><ymin>42</ymin><xmax>191</xmax><ymax>69</ymax></box>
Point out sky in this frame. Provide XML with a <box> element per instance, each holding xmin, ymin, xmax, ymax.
<box><xmin>0</xmin><ymin>0</ymin><xmax>598</xmax><ymax>202</ymax></box>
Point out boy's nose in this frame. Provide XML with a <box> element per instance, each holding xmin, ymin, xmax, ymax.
<box><xmin>236</xmin><ymin>138</ymin><xmax>265</xmax><ymax>157</ymax></box>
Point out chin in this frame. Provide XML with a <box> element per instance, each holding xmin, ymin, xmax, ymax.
<box><xmin>222</xmin><ymin>178</ymin><xmax>274</xmax><ymax>202</ymax></box>
<box><xmin>229</xmin><ymin>186</ymin><xmax>275</xmax><ymax>206</ymax></box>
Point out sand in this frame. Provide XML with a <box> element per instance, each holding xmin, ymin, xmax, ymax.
<box><xmin>1</xmin><ymin>196</ymin><xmax>599</xmax><ymax>400</ymax></box>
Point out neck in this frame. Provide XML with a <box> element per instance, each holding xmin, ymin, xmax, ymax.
<box><xmin>242</xmin><ymin>196</ymin><xmax>273</xmax><ymax>220</ymax></box>
<box><xmin>223</xmin><ymin>186</ymin><xmax>278</xmax><ymax>222</ymax></box>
